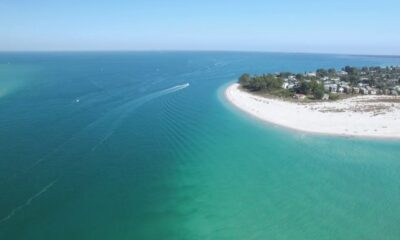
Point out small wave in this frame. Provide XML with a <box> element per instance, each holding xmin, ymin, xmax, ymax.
<box><xmin>0</xmin><ymin>180</ymin><xmax>58</xmax><ymax>225</ymax></box>
<box><xmin>91</xmin><ymin>83</ymin><xmax>190</xmax><ymax>151</ymax></box>
<box><xmin>13</xmin><ymin>83</ymin><xmax>190</xmax><ymax>176</ymax></box>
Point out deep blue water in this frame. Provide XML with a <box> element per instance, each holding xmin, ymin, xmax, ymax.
<box><xmin>0</xmin><ymin>52</ymin><xmax>400</xmax><ymax>239</ymax></box>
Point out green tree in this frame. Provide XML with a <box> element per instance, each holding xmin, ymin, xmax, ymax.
<box><xmin>348</xmin><ymin>75</ymin><xmax>360</xmax><ymax>86</ymax></box>
<box><xmin>361</xmin><ymin>66</ymin><xmax>369</xmax><ymax>72</ymax></box>
<box><xmin>313</xmin><ymin>84</ymin><xmax>325</xmax><ymax>99</ymax></box>
<box><xmin>296</xmin><ymin>80</ymin><xmax>310</xmax><ymax>94</ymax></box>
<box><xmin>367</xmin><ymin>77</ymin><xmax>376</xmax><ymax>87</ymax></box>
<box><xmin>248</xmin><ymin>76</ymin><xmax>263</xmax><ymax>91</ymax></box>
<box><xmin>344</xmin><ymin>66</ymin><xmax>358</xmax><ymax>75</ymax></box>
<box><xmin>316</xmin><ymin>68</ymin><xmax>328</xmax><ymax>77</ymax></box>
<box><xmin>295</xmin><ymin>74</ymin><xmax>303</xmax><ymax>80</ymax></box>
<box><xmin>247</xmin><ymin>74</ymin><xmax>283</xmax><ymax>91</ymax></box>
<box><xmin>278</xmin><ymin>72</ymin><xmax>292</xmax><ymax>78</ymax></box>
<box><xmin>239</xmin><ymin>73</ymin><xmax>251</xmax><ymax>87</ymax></box>
<box><xmin>328</xmin><ymin>68</ymin><xmax>336</xmax><ymax>76</ymax></box>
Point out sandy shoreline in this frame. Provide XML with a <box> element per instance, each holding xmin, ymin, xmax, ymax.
<box><xmin>225</xmin><ymin>83</ymin><xmax>400</xmax><ymax>139</ymax></box>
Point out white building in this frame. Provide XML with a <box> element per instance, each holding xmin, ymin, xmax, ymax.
<box><xmin>330</xmin><ymin>84</ymin><xmax>338</xmax><ymax>93</ymax></box>
<box><xmin>360</xmin><ymin>88</ymin><xmax>369</xmax><ymax>95</ymax></box>
<box><xmin>282</xmin><ymin>82</ymin><xmax>289</xmax><ymax>89</ymax></box>
<box><xmin>305</xmin><ymin>72</ymin><xmax>317</xmax><ymax>77</ymax></box>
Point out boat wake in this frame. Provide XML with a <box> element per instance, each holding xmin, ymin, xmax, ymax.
<box><xmin>0</xmin><ymin>84</ymin><xmax>190</xmax><ymax>225</ymax></box>
<box><xmin>0</xmin><ymin>180</ymin><xmax>58</xmax><ymax>225</ymax></box>
<box><xmin>91</xmin><ymin>83</ymin><xmax>190</xmax><ymax>151</ymax></box>
<box><xmin>6</xmin><ymin>83</ymin><xmax>190</xmax><ymax>183</ymax></box>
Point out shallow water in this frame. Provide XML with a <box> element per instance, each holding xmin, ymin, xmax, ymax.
<box><xmin>0</xmin><ymin>52</ymin><xmax>400</xmax><ymax>239</ymax></box>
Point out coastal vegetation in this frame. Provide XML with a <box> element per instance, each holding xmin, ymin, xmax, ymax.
<box><xmin>239</xmin><ymin>73</ymin><xmax>327</xmax><ymax>100</ymax></box>
<box><xmin>239</xmin><ymin>73</ymin><xmax>283</xmax><ymax>91</ymax></box>
<box><xmin>239</xmin><ymin>66</ymin><xmax>400</xmax><ymax>101</ymax></box>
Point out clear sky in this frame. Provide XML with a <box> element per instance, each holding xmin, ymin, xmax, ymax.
<box><xmin>1</xmin><ymin>0</ymin><xmax>400</xmax><ymax>55</ymax></box>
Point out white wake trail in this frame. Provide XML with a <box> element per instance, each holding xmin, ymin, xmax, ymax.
<box><xmin>91</xmin><ymin>83</ymin><xmax>190</xmax><ymax>151</ymax></box>
<box><xmin>0</xmin><ymin>180</ymin><xmax>58</xmax><ymax>224</ymax></box>
<box><xmin>16</xmin><ymin>83</ymin><xmax>190</xmax><ymax>173</ymax></box>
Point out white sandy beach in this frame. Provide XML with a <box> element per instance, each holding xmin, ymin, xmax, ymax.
<box><xmin>226</xmin><ymin>83</ymin><xmax>400</xmax><ymax>138</ymax></box>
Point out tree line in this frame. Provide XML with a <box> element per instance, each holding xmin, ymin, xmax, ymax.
<box><xmin>239</xmin><ymin>73</ymin><xmax>283</xmax><ymax>91</ymax></box>
<box><xmin>238</xmin><ymin>73</ymin><xmax>325</xmax><ymax>99</ymax></box>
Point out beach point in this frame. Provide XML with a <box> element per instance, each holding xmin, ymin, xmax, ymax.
<box><xmin>226</xmin><ymin>83</ymin><xmax>400</xmax><ymax>138</ymax></box>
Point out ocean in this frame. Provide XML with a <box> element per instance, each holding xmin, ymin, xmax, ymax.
<box><xmin>0</xmin><ymin>52</ymin><xmax>400</xmax><ymax>239</ymax></box>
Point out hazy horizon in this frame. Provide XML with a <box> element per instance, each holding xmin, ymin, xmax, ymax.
<box><xmin>1</xmin><ymin>0</ymin><xmax>400</xmax><ymax>55</ymax></box>
<box><xmin>1</xmin><ymin>50</ymin><xmax>400</xmax><ymax>58</ymax></box>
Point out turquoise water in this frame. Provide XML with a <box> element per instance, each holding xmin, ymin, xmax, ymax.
<box><xmin>0</xmin><ymin>52</ymin><xmax>400</xmax><ymax>239</ymax></box>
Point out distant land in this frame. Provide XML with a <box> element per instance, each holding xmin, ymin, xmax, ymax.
<box><xmin>226</xmin><ymin>66</ymin><xmax>400</xmax><ymax>138</ymax></box>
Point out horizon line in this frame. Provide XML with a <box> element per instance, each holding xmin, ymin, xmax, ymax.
<box><xmin>0</xmin><ymin>49</ymin><xmax>400</xmax><ymax>58</ymax></box>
